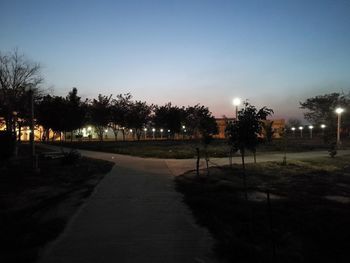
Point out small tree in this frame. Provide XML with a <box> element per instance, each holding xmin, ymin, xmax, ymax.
<box><xmin>88</xmin><ymin>94</ymin><xmax>112</xmax><ymax>141</ymax></box>
<box><xmin>126</xmin><ymin>100</ymin><xmax>153</xmax><ymax>140</ymax></box>
<box><xmin>184</xmin><ymin>104</ymin><xmax>218</xmax><ymax>175</ymax></box>
<box><xmin>110</xmin><ymin>93</ymin><xmax>132</xmax><ymax>141</ymax></box>
<box><xmin>226</xmin><ymin>102</ymin><xmax>273</xmax><ymax>199</ymax></box>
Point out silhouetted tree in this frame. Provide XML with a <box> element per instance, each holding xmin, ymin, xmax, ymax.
<box><xmin>36</xmin><ymin>95</ymin><xmax>67</xmax><ymax>140</ymax></box>
<box><xmin>126</xmin><ymin>101</ymin><xmax>153</xmax><ymax>140</ymax></box>
<box><xmin>0</xmin><ymin>49</ymin><xmax>43</xmax><ymax>143</ymax></box>
<box><xmin>184</xmin><ymin>104</ymin><xmax>218</xmax><ymax>175</ymax></box>
<box><xmin>153</xmin><ymin>103</ymin><xmax>185</xmax><ymax>138</ymax></box>
<box><xmin>110</xmin><ymin>93</ymin><xmax>132</xmax><ymax>141</ymax></box>
<box><xmin>300</xmin><ymin>92</ymin><xmax>350</xmax><ymax>141</ymax></box>
<box><xmin>65</xmin><ymin>88</ymin><xmax>87</xmax><ymax>141</ymax></box>
<box><xmin>226</xmin><ymin>102</ymin><xmax>273</xmax><ymax>199</ymax></box>
<box><xmin>88</xmin><ymin>94</ymin><xmax>112</xmax><ymax>141</ymax></box>
<box><xmin>261</xmin><ymin>120</ymin><xmax>274</xmax><ymax>143</ymax></box>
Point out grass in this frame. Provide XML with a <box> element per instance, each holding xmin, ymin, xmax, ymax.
<box><xmin>49</xmin><ymin>136</ymin><xmax>348</xmax><ymax>159</ymax></box>
<box><xmin>175</xmin><ymin>155</ymin><xmax>350</xmax><ymax>263</ymax></box>
<box><xmin>0</xmin><ymin>144</ymin><xmax>114</xmax><ymax>263</ymax></box>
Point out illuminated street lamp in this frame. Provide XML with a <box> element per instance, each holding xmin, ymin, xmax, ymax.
<box><xmin>160</xmin><ymin>128</ymin><xmax>163</xmax><ymax>139</ymax></box>
<box><xmin>152</xmin><ymin>128</ymin><xmax>156</xmax><ymax>140</ymax></box>
<box><xmin>232</xmin><ymin>97</ymin><xmax>241</xmax><ymax>119</ymax></box>
<box><xmin>144</xmin><ymin>128</ymin><xmax>147</xmax><ymax>140</ymax></box>
<box><xmin>182</xmin><ymin>125</ymin><xmax>186</xmax><ymax>140</ymax></box>
<box><xmin>291</xmin><ymin>127</ymin><xmax>296</xmax><ymax>137</ymax></box>
<box><xmin>320</xmin><ymin>124</ymin><xmax>326</xmax><ymax>137</ymax></box>
<box><xmin>335</xmin><ymin>107</ymin><xmax>344</xmax><ymax>145</ymax></box>
<box><xmin>308</xmin><ymin>125</ymin><xmax>313</xmax><ymax>139</ymax></box>
<box><xmin>299</xmin><ymin>126</ymin><xmax>303</xmax><ymax>138</ymax></box>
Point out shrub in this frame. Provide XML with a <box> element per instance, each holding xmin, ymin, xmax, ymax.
<box><xmin>0</xmin><ymin>131</ymin><xmax>15</xmax><ymax>161</ymax></box>
<box><xmin>61</xmin><ymin>149</ymin><xmax>81</xmax><ymax>165</ymax></box>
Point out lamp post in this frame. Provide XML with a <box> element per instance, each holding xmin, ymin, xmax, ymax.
<box><xmin>291</xmin><ymin>127</ymin><xmax>296</xmax><ymax>137</ymax></box>
<box><xmin>335</xmin><ymin>107</ymin><xmax>344</xmax><ymax>145</ymax></box>
<box><xmin>144</xmin><ymin>128</ymin><xmax>147</xmax><ymax>140</ymax></box>
<box><xmin>299</xmin><ymin>126</ymin><xmax>303</xmax><ymax>138</ymax></box>
<box><xmin>232</xmin><ymin>97</ymin><xmax>241</xmax><ymax>119</ymax></box>
<box><xmin>152</xmin><ymin>128</ymin><xmax>156</xmax><ymax>140</ymax></box>
<box><xmin>308</xmin><ymin>125</ymin><xmax>313</xmax><ymax>139</ymax></box>
<box><xmin>160</xmin><ymin>128</ymin><xmax>163</xmax><ymax>139</ymax></box>
<box><xmin>320</xmin><ymin>124</ymin><xmax>326</xmax><ymax>137</ymax></box>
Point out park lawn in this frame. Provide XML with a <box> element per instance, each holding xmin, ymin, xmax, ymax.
<box><xmin>50</xmin><ymin>137</ymin><xmax>340</xmax><ymax>159</ymax></box>
<box><xmin>175</xmin><ymin>155</ymin><xmax>350</xmax><ymax>263</ymax></box>
<box><xmin>0</xmin><ymin>144</ymin><xmax>114</xmax><ymax>263</ymax></box>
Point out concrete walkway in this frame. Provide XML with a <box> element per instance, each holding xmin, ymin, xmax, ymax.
<box><xmin>39</xmin><ymin>146</ymin><xmax>350</xmax><ymax>263</ymax></box>
<box><xmin>39</xmin><ymin>148</ymin><xmax>219</xmax><ymax>263</ymax></box>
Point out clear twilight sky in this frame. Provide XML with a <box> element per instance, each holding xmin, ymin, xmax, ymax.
<box><xmin>1</xmin><ymin>0</ymin><xmax>349</xmax><ymax>120</ymax></box>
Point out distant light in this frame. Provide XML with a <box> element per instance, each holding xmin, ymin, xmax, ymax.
<box><xmin>160</xmin><ymin>129</ymin><xmax>163</xmax><ymax>132</ymax></box>
<box><xmin>87</xmin><ymin>126</ymin><xmax>92</xmax><ymax>131</ymax></box>
<box><xmin>184</xmin><ymin>129</ymin><xmax>187</xmax><ymax>133</ymax></box>
<box><xmin>168</xmin><ymin>129</ymin><xmax>171</xmax><ymax>133</ymax></box>
<box><xmin>182</xmin><ymin>125</ymin><xmax>185</xmax><ymax>129</ymax></box>
<box><xmin>308</xmin><ymin>125</ymin><xmax>313</xmax><ymax>129</ymax></box>
<box><xmin>152</xmin><ymin>128</ymin><xmax>156</xmax><ymax>132</ymax></box>
<box><xmin>335</xmin><ymin>107</ymin><xmax>344</xmax><ymax>114</ymax></box>
<box><xmin>144</xmin><ymin>128</ymin><xmax>147</xmax><ymax>132</ymax></box>
<box><xmin>299</xmin><ymin>126</ymin><xmax>303</xmax><ymax>130</ymax></box>
<box><xmin>129</xmin><ymin>129</ymin><xmax>133</xmax><ymax>133</ymax></box>
<box><xmin>232</xmin><ymin>97</ymin><xmax>241</xmax><ymax>106</ymax></box>
<box><xmin>320</xmin><ymin>124</ymin><xmax>326</xmax><ymax>129</ymax></box>
<box><xmin>105</xmin><ymin>129</ymin><xmax>108</xmax><ymax>133</ymax></box>
<box><xmin>291</xmin><ymin>127</ymin><xmax>296</xmax><ymax>131</ymax></box>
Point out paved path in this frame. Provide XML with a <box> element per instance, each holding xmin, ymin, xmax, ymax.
<box><xmin>39</xmin><ymin>146</ymin><xmax>350</xmax><ymax>263</ymax></box>
<box><xmin>39</xmin><ymin>147</ymin><xmax>219</xmax><ymax>263</ymax></box>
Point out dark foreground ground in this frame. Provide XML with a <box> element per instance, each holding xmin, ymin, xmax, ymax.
<box><xmin>0</xmin><ymin>144</ymin><xmax>114</xmax><ymax>263</ymax></box>
<box><xmin>175</xmin><ymin>155</ymin><xmax>350</xmax><ymax>263</ymax></box>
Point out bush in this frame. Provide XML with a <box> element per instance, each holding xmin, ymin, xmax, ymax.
<box><xmin>61</xmin><ymin>149</ymin><xmax>81</xmax><ymax>165</ymax></box>
<box><xmin>0</xmin><ymin>131</ymin><xmax>15</xmax><ymax>161</ymax></box>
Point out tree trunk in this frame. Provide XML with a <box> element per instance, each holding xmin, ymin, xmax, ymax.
<box><xmin>113</xmin><ymin>130</ymin><xmax>118</xmax><ymax>141</ymax></box>
<box><xmin>196</xmin><ymin>147</ymin><xmax>200</xmax><ymax>176</ymax></box>
<box><xmin>241</xmin><ymin>148</ymin><xmax>248</xmax><ymax>200</ymax></box>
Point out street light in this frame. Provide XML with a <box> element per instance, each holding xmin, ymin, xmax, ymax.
<box><xmin>291</xmin><ymin>127</ymin><xmax>296</xmax><ymax>137</ymax></box>
<box><xmin>308</xmin><ymin>125</ymin><xmax>313</xmax><ymax>139</ymax></box>
<box><xmin>232</xmin><ymin>97</ymin><xmax>241</xmax><ymax>119</ymax></box>
<box><xmin>335</xmin><ymin>107</ymin><xmax>344</xmax><ymax>145</ymax></box>
<box><xmin>299</xmin><ymin>126</ymin><xmax>303</xmax><ymax>138</ymax></box>
<box><xmin>144</xmin><ymin>128</ymin><xmax>147</xmax><ymax>140</ymax></box>
<box><xmin>160</xmin><ymin>128</ymin><xmax>163</xmax><ymax>139</ymax></box>
<box><xmin>182</xmin><ymin>125</ymin><xmax>186</xmax><ymax>140</ymax></box>
<box><xmin>152</xmin><ymin>128</ymin><xmax>156</xmax><ymax>140</ymax></box>
<box><xmin>320</xmin><ymin>124</ymin><xmax>326</xmax><ymax>137</ymax></box>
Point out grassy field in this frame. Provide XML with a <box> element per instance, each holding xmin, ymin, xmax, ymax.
<box><xmin>0</xmin><ymin>144</ymin><xmax>114</xmax><ymax>263</ymax></box>
<box><xmin>175</xmin><ymin>155</ymin><xmax>350</xmax><ymax>263</ymax></box>
<box><xmin>49</xmin><ymin>137</ymin><xmax>348</xmax><ymax>159</ymax></box>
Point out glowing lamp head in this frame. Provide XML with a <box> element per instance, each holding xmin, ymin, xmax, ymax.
<box><xmin>87</xmin><ymin>126</ymin><xmax>92</xmax><ymax>131</ymax></box>
<box><xmin>335</xmin><ymin>107</ymin><xmax>344</xmax><ymax>114</ymax></box>
<box><xmin>129</xmin><ymin>129</ymin><xmax>133</xmax><ymax>133</ymax></box>
<box><xmin>144</xmin><ymin>128</ymin><xmax>147</xmax><ymax>132</ymax></box>
<box><xmin>320</xmin><ymin>124</ymin><xmax>326</xmax><ymax>129</ymax></box>
<box><xmin>152</xmin><ymin>128</ymin><xmax>156</xmax><ymax>132</ymax></box>
<box><xmin>299</xmin><ymin>126</ymin><xmax>303</xmax><ymax>130</ymax></box>
<box><xmin>182</xmin><ymin>125</ymin><xmax>186</xmax><ymax>129</ymax></box>
<box><xmin>308</xmin><ymin>125</ymin><xmax>313</xmax><ymax>129</ymax></box>
<box><xmin>160</xmin><ymin>129</ymin><xmax>163</xmax><ymax>132</ymax></box>
<box><xmin>233</xmin><ymin>97</ymin><xmax>241</xmax><ymax>106</ymax></box>
<box><xmin>291</xmin><ymin>127</ymin><xmax>296</xmax><ymax>131</ymax></box>
<box><xmin>168</xmin><ymin>129</ymin><xmax>171</xmax><ymax>133</ymax></box>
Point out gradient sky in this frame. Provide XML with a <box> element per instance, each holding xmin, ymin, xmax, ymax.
<box><xmin>1</xmin><ymin>0</ymin><xmax>350</xmax><ymax>120</ymax></box>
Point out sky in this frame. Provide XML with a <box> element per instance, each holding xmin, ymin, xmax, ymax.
<box><xmin>1</xmin><ymin>0</ymin><xmax>350</xmax><ymax>120</ymax></box>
